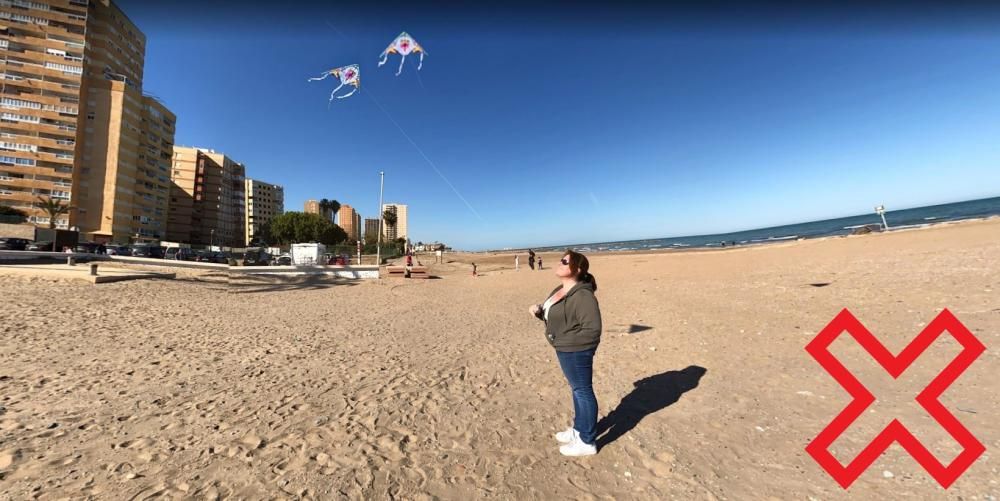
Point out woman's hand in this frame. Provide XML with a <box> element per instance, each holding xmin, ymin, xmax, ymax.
<box><xmin>529</xmin><ymin>304</ymin><xmax>541</xmax><ymax>317</ymax></box>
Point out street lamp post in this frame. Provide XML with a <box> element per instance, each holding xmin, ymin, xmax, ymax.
<box><xmin>376</xmin><ymin>171</ymin><xmax>385</xmax><ymax>269</ymax></box>
<box><xmin>210</xmin><ymin>228</ymin><xmax>215</xmax><ymax>249</ymax></box>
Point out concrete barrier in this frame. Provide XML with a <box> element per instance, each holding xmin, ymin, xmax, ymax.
<box><xmin>0</xmin><ymin>250</ymin><xmax>110</xmax><ymax>262</ymax></box>
<box><xmin>0</xmin><ymin>223</ymin><xmax>35</xmax><ymax>239</ymax></box>
<box><xmin>1</xmin><ymin>251</ymin><xmax>379</xmax><ymax>279</ymax></box>
<box><xmin>108</xmin><ymin>255</ymin><xmax>228</xmax><ymax>271</ymax></box>
<box><xmin>230</xmin><ymin>265</ymin><xmax>380</xmax><ymax>279</ymax></box>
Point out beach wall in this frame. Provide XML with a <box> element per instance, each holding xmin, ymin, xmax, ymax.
<box><xmin>0</xmin><ymin>223</ymin><xmax>35</xmax><ymax>239</ymax></box>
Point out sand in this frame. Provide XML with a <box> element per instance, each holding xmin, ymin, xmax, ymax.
<box><xmin>0</xmin><ymin>219</ymin><xmax>998</xmax><ymax>499</ymax></box>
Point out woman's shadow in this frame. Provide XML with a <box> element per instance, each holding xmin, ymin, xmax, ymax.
<box><xmin>596</xmin><ymin>365</ymin><xmax>707</xmax><ymax>450</ymax></box>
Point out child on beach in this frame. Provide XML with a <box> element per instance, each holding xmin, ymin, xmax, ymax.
<box><xmin>537</xmin><ymin>256</ymin><xmax>542</xmax><ymax>270</ymax></box>
<box><xmin>472</xmin><ymin>263</ymin><xmax>477</xmax><ymax>276</ymax></box>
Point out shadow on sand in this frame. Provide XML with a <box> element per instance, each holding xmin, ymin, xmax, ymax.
<box><xmin>596</xmin><ymin>365</ymin><xmax>707</xmax><ymax>450</ymax></box>
<box><xmin>626</xmin><ymin>324</ymin><xmax>654</xmax><ymax>334</ymax></box>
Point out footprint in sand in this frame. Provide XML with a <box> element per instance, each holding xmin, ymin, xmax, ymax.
<box><xmin>0</xmin><ymin>448</ymin><xmax>22</xmax><ymax>469</ymax></box>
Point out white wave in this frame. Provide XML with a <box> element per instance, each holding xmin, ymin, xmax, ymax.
<box><xmin>888</xmin><ymin>223</ymin><xmax>932</xmax><ymax>231</ymax></box>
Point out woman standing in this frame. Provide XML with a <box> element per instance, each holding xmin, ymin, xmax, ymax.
<box><xmin>529</xmin><ymin>250</ymin><xmax>602</xmax><ymax>456</ymax></box>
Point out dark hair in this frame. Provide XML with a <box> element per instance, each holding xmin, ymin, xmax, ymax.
<box><xmin>563</xmin><ymin>249</ymin><xmax>597</xmax><ymax>292</ymax></box>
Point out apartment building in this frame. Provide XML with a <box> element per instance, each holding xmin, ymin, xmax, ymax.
<box><xmin>245</xmin><ymin>177</ymin><xmax>283</xmax><ymax>245</ymax></box>
<box><xmin>0</xmin><ymin>0</ymin><xmax>88</xmax><ymax>228</ymax></box>
<box><xmin>167</xmin><ymin>146</ymin><xmax>245</xmax><ymax>247</ymax></box>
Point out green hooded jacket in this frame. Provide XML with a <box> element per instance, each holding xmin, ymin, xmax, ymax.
<box><xmin>535</xmin><ymin>280</ymin><xmax>602</xmax><ymax>352</ymax></box>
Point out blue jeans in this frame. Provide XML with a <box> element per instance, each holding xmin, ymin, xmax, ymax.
<box><xmin>556</xmin><ymin>348</ymin><xmax>598</xmax><ymax>445</ymax></box>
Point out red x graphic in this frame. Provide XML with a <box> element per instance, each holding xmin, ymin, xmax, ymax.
<box><xmin>805</xmin><ymin>308</ymin><xmax>985</xmax><ymax>488</ymax></box>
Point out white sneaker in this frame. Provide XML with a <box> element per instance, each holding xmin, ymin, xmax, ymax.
<box><xmin>559</xmin><ymin>435</ymin><xmax>597</xmax><ymax>457</ymax></box>
<box><xmin>555</xmin><ymin>427</ymin><xmax>576</xmax><ymax>444</ymax></box>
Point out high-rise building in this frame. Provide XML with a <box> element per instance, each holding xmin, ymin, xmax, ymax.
<box><xmin>304</xmin><ymin>198</ymin><xmax>336</xmax><ymax>221</ymax></box>
<box><xmin>167</xmin><ymin>147</ymin><xmax>245</xmax><ymax>247</ymax></box>
<box><xmin>0</xmin><ymin>0</ymin><xmax>176</xmax><ymax>243</ymax></box>
<box><xmin>75</xmin><ymin>0</ymin><xmax>176</xmax><ymax>243</ymax></box>
<box><xmin>0</xmin><ymin>0</ymin><xmax>88</xmax><ymax>229</ymax></box>
<box><xmin>245</xmin><ymin>178</ymin><xmax>283</xmax><ymax>245</ymax></box>
<box><xmin>364</xmin><ymin>218</ymin><xmax>380</xmax><ymax>242</ymax></box>
<box><xmin>338</xmin><ymin>204</ymin><xmax>361</xmax><ymax>242</ymax></box>
<box><xmin>304</xmin><ymin>199</ymin><xmax>319</xmax><ymax>216</ymax></box>
<box><xmin>382</xmin><ymin>203</ymin><xmax>408</xmax><ymax>241</ymax></box>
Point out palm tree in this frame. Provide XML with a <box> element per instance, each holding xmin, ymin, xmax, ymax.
<box><xmin>318</xmin><ymin>198</ymin><xmax>330</xmax><ymax>219</ymax></box>
<box><xmin>318</xmin><ymin>198</ymin><xmax>341</xmax><ymax>222</ymax></box>
<box><xmin>382</xmin><ymin>208</ymin><xmax>397</xmax><ymax>239</ymax></box>
<box><xmin>35</xmin><ymin>196</ymin><xmax>71</xmax><ymax>229</ymax></box>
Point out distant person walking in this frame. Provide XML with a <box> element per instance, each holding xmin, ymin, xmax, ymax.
<box><xmin>515</xmin><ymin>255</ymin><xmax>520</xmax><ymax>271</ymax></box>
<box><xmin>472</xmin><ymin>262</ymin><xmax>477</xmax><ymax>277</ymax></box>
<box><xmin>528</xmin><ymin>249</ymin><xmax>536</xmax><ymax>270</ymax></box>
<box><xmin>537</xmin><ymin>256</ymin><xmax>542</xmax><ymax>270</ymax></box>
<box><xmin>528</xmin><ymin>250</ymin><xmax>602</xmax><ymax>456</ymax></box>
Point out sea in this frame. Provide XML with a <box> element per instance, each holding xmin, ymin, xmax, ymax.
<box><xmin>529</xmin><ymin>196</ymin><xmax>1000</xmax><ymax>253</ymax></box>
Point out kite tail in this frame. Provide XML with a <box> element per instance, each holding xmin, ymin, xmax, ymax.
<box><xmin>337</xmin><ymin>87</ymin><xmax>358</xmax><ymax>99</ymax></box>
<box><xmin>307</xmin><ymin>72</ymin><xmax>331</xmax><ymax>82</ymax></box>
<box><xmin>417</xmin><ymin>52</ymin><xmax>424</xmax><ymax>71</ymax></box>
<box><xmin>378</xmin><ymin>53</ymin><xmax>388</xmax><ymax>67</ymax></box>
<box><xmin>396</xmin><ymin>54</ymin><xmax>406</xmax><ymax>76</ymax></box>
<box><xmin>328</xmin><ymin>82</ymin><xmax>345</xmax><ymax>102</ymax></box>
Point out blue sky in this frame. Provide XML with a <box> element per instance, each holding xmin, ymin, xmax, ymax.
<box><xmin>118</xmin><ymin>2</ymin><xmax>1000</xmax><ymax>250</ymax></box>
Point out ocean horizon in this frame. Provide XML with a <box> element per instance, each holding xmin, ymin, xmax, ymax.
<box><xmin>499</xmin><ymin>196</ymin><xmax>1000</xmax><ymax>254</ymax></box>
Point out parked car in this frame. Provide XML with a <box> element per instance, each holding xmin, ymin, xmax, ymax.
<box><xmin>275</xmin><ymin>254</ymin><xmax>292</xmax><ymax>266</ymax></box>
<box><xmin>27</xmin><ymin>241</ymin><xmax>54</xmax><ymax>251</ymax></box>
<box><xmin>74</xmin><ymin>242</ymin><xmax>103</xmax><ymax>254</ymax></box>
<box><xmin>0</xmin><ymin>237</ymin><xmax>30</xmax><ymax>250</ymax></box>
<box><xmin>130</xmin><ymin>244</ymin><xmax>164</xmax><ymax>258</ymax></box>
<box><xmin>105</xmin><ymin>245</ymin><xmax>131</xmax><ymax>255</ymax></box>
<box><xmin>195</xmin><ymin>250</ymin><xmax>227</xmax><ymax>264</ymax></box>
<box><xmin>242</xmin><ymin>248</ymin><xmax>271</xmax><ymax>266</ymax></box>
<box><xmin>164</xmin><ymin>247</ymin><xmax>197</xmax><ymax>261</ymax></box>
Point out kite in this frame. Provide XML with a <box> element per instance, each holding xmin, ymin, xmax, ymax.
<box><xmin>307</xmin><ymin>64</ymin><xmax>360</xmax><ymax>102</ymax></box>
<box><xmin>378</xmin><ymin>32</ymin><xmax>425</xmax><ymax>76</ymax></box>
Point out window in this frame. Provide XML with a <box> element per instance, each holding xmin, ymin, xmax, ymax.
<box><xmin>44</xmin><ymin>62</ymin><xmax>83</xmax><ymax>75</ymax></box>
<box><xmin>0</xmin><ymin>142</ymin><xmax>37</xmax><ymax>152</ymax></box>
<box><xmin>1</xmin><ymin>112</ymin><xmax>40</xmax><ymax>124</ymax></box>
<box><xmin>1</xmin><ymin>97</ymin><xmax>42</xmax><ymax>110</ymax></box>
<box><xmin>0</xmin><ymin>156</ymin><xmax>34</xmax><ymax>166</ymax></box>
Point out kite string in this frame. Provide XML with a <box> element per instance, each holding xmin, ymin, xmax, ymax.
<box><xmin>363</xmin><ymin>87</ymin><xmax>483</xmax><ymax>221</ymax></box>
<box><xmin>321</xmin><ymin>20</ymin><xmax>472</xmax><ymax>218</ymax></box>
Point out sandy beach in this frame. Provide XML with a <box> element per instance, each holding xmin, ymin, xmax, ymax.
<box><xmin>1</xmin><ymin>219</ymin><xmax>998</xmax><ymax>499</ymax></box>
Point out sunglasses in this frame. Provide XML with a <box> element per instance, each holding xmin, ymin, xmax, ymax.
<box><xmin>560</xmin><ymin>258</ymin><xmax>570</xmax><ymax>265</ymax></box>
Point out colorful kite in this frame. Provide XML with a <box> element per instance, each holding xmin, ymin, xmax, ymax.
<box><xmin>307</xmin><ymin>64</ymin><xmax>360</xmax><ymax>102</ymax></box>
<box><xmin>378</xmin><ymin>32</ymin><xmax>425</xmax><ymax>76</ymax></box>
